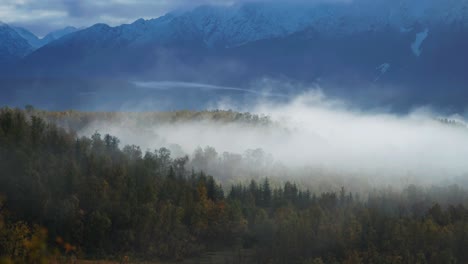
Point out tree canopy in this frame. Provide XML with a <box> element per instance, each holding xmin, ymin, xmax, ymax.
<box><xmin>1</xmin><ymin>107</ymin><xmax>468</xmax><ymax>263</ymax></box>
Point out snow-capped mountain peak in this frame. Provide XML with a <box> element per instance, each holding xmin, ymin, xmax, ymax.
<box><xmin>100</xmin><ymin>1</ymin><xmax>468</xmax><ymax>48</ymax></box>
<box><xmin>32</xmin><ymin>0</ymin><xmax>468</xmax><ymax>53</ymax></box>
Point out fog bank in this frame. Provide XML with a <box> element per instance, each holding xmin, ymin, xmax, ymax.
<box><xmin>77</xmin><ymin>90</ymin><xmax>468</xmax><ymax>184</ymax></box>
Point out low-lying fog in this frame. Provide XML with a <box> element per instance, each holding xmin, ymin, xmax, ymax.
<box><xmin>77</xmin><ymin>89</ymin><xmax>468</xmax><ymax>187</ymax></box>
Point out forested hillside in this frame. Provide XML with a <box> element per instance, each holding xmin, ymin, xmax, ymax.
<box><xmin>1</xmin><ymin>107</ymin><xmax>468</xmax><ymax>263</ymax></box>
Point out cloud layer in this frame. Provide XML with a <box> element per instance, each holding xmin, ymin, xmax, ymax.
<box><xmin>76</xmin><ymin>89</ymin><xmax>468</xmax><ymax>187</ymax></box>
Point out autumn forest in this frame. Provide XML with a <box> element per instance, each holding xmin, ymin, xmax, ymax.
<box><xmin>1</xmin><ymin>107</ymin><xmax>468</xmax><ymax>264</ymax></box>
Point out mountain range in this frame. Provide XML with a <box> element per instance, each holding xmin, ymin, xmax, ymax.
<box><xmin>0</xmin><ymin>22</ymin><xmax>78</xmax><ymax>62</ymax></box>
<box><xmin>0</xmin><ymin>22</ymin><xmax>33</xmax><ymax>64</ymax></box>
<box><xmin>13</xmin><ymin>26</ymin><xmax>78</xmax><ymax>49</ymax></box>
<box><xmin>1</xmin><ymin>0</ymin><xmax>468</xmax><ymax>111</ymax></box>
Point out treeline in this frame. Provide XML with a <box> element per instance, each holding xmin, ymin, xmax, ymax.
<box><xmin>24</xmin><ymin>106</ymin><xmax>272</xmax><ymax>133</ymax></box>
<box><xmin>1</xmin><ymin>107</ymin><xmax>468</xmax><ymax>263</ymax></box>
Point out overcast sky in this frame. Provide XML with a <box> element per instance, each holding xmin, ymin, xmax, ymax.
<box><xmin>0</xmin><ymin>0</ymin><xmax>354</xmax><ymax>36</ymax></box>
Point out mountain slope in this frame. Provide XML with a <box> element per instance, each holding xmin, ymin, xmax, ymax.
<box><xmin>19</xmin><ymin>1</ymin><xmax>468</xmax><ymax>79</ymax></box>
<box><xmin>0</xmin><ymin>22</ymin><xmax>33</xmax><ymax>65</ymax></box>
<box><xmin>12</xmin><ymin>26</ymin><xmax>43</xmax><ymax>49</ymax></box>
<box><xmin>5</xmin><ymin>1</ymin><xmax>468</xmax><ymax>110</ymax></box>
<box><xmin>41</xmin><ymin>26</ymin><xmax>78</xmax><ymax>44</ymax></box>
<box><xmin>12</xmin><ymin>26</ymin><xmax>79</xmax><ymax>49</ymax></box>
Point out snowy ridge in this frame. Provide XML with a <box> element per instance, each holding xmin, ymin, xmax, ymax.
<box><xmin>54</xmin><ymin>0</ymin><xmax>468</xmax><ymax>49</ymax></box>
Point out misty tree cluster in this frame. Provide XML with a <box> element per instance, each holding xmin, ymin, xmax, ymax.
<box><xmin>2</xmin><ymin>107</ymin><xmax>468</xmax><ymax>263</ymax></box>
<box><xmin>31</xmin><ymin>109</ymin><xmax>273</xmax><ymax>133</ymax></box>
